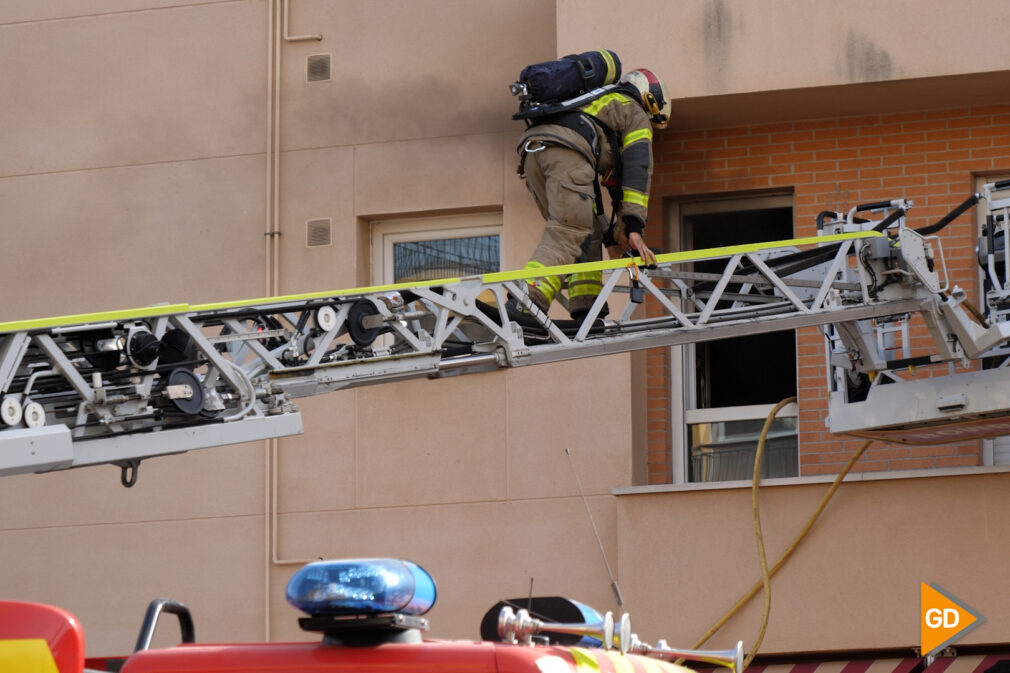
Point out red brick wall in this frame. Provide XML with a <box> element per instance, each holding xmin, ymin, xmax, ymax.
<box><xmin>642</xmin><ymin>105</ymin><xmax>1010</xmax><ymax>483</ymax></box>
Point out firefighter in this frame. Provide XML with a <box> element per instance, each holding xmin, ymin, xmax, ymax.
<box><xmin>517</xmin><ymin>68</ymin><xmax>670</xmax><ymax>320</ymax></box>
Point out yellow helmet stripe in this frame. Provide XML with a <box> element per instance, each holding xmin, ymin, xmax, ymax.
<box><xmin>622</xmin><ymin>128</ymin><xmax>653</xmax><ymax>149</ymax></box>
<box><xmin>623</xmin><ymin>188</ymin><xmax>649</xmax><ymax>208</ymax></box>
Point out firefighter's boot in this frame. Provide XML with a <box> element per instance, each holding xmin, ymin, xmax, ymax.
<box><xmin>522</xmin><ymin>261</ymin><xmax>560</xmax><ymax>313</ymax></box>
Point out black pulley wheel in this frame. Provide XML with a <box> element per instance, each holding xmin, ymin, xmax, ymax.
<box><xmin>81</xmin><ymin>329</ymin><xmax>121</xmax><ymax>371</ymax></box>
<box><xmin>167</xmin><ymin>368</ymin><xmax>204</xmax><ymax>415</ymax></box>
<box><xmin>159</xmin><ymin>328</ymin><xmax>196</xmax><ymax>365</ymax></box>
<box><xmin>348</xmin><ymin>300</ymin><xmax>382</xmax><ymax>346</ymax></box>
<box><xmin>128</xmin><ymin>330</ymin><xmax>161</xmax><ymax>367</ymax></box>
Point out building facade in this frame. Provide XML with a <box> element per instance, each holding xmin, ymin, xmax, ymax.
<box><xmin>2</xmin><ymin>0</ymin><xmax>1010</xmax><ymax>659</ymax></box>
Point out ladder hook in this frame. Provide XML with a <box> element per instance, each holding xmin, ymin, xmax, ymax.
<box><xmin>121</xmin><ymin>460</ymin><xmax>141</xmax><ymax>488</ymax></box>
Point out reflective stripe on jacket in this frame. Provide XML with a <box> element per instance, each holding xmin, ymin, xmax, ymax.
<box><xmin>517</xmin><ymin>91</ymin><xmax>654</xmax><ymax>226</ymax></box>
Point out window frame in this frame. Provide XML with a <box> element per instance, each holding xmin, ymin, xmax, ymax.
<box><xmin>371</xmin><ymin>212</ymin><xmax>503</xmax><ymax>285</ymax></box>
<box><xmin>666</xmin><ymin>194</ymin><xmax>798</xmax><ymax>483</ymax></box>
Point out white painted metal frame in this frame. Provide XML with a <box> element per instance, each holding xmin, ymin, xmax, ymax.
<box><xmin>3</xmin><ymin>203</ymin><xmax>1010</xmax><ymax>480</ymax></box>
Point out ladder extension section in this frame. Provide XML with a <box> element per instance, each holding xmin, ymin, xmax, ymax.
<box><xmin>824</xmin><ymin>187</ymin><xmax>1010</xmax><ymax>443</ymax></box>
<box><xmin>2</xmin><ymin>198</ymin><xmax>1010</xmax><ymax>482</ymax></box>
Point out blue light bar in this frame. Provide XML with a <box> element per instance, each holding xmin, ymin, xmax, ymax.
<box><xmin>286</xmin><ymin>558</ymin><xmax>437</xmax><ymax>617</ymax></box>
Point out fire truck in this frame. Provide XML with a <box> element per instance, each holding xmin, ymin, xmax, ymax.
<box><xmin>0</xmin><ymin>558</ymin><xmax>741</xmax><ymax>673</ymax></box>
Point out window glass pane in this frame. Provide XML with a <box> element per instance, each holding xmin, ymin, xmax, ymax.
<box><xmin>685</xmin><ymin>206</ymin><xmax>796</xmax><ymax>409</ymax></box>
<box><xmin>688</xmin><ymin>417</ymin><xmax>798</xmax><ymax>482</ymax></box>
<box><xmin>697</xmin><ymin>333</ymin><xmax>796</xmax><ymax>408</ymax></box>
<box><xmin>392</xmin><ymin>234</ymin><xmax>500</xmax><ymax>283</ymax></box>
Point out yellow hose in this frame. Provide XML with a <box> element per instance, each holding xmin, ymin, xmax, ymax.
<box><xmin>742</xmin><ymin>396</ymin><xmax>794</xmax><ymax>667</ymax></box>
<box><xmin>689</xmin><ymin>399</ymin><xmax>873</xmax><ymax>668</ymax></box>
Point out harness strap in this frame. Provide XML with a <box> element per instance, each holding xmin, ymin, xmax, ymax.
<box><xmin>518</xmin><ymin>110</ymin><xmax>625</xmax><ymax>242</ymax></box>
<box><xmin>584</xmin><ymin>114</ymin><xmax>623</xmax><ymax>244</ymax></box>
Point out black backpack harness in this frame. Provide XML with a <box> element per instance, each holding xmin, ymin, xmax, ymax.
<box><xmin>516</xmin><ymin>92</ymin><xmax>627</xmax><ymax>245</ymax></box>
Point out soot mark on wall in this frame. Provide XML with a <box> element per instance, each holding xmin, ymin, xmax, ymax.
<box><xmin>844</xmin><ymin>30</ymin><xmax>895</xmax><ymax>82</ymax></box>
<box><xmin>701</xmin><ymin>0</ymin><xmax>733</xmax><ymax>90</ymax></box>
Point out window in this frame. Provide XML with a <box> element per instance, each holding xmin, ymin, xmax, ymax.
<box><xmin>371</xmin><ymin>212</ymin><xmax>502</xmax><ymax>284</ymax></box>
<box><xmin>668</xmin><ymin>195</ymin><xmax>799</xmax><ymax>483</ymax></box>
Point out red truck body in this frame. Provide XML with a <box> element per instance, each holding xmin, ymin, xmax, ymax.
<box><xmin>0</xmin><ymin>598</ymin><xmax>687</xmax><ymax>673</ymax></box>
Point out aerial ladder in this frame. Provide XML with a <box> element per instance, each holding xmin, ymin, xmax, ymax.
<box><xmin>4</xmin><ymin>182</ymin><xmax>1010</xmax><ymax>485</ymax></box>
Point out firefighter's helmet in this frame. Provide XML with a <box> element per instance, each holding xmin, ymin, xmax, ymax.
<box><xmin>620</xmin><ymin>68</ymin><xmax>671</xmax><ymax>129</ymax></box>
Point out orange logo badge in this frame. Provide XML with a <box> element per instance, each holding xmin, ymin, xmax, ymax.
<box><xmin>920</xmin><ymin>583</ymin><xmax>985</xmax><ymax>657</ymax></box>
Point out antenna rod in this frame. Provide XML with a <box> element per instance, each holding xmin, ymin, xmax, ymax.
<box><xmin>565</xmin><ymin>447</ymin><xmax>625</xmax><ymax>612</ymax></box>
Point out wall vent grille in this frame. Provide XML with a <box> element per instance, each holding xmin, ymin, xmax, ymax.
<box><xmin>307</xmin><ymin>53</ymin><xmax>331</xmax><ymax>82</ymax></box>
<box><xmin>306</xmin><ymin>218</ymin><xmax>332</xmax><ymax>247</ymax></box>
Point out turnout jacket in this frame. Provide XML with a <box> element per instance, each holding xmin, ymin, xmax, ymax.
<box><xmin>517</xmin><ymin>89</ymin><xmax>654</xmax><ymax>235</ymax></box>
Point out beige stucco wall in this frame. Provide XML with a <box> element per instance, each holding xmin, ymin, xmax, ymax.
<box><xmin>558</xmin><ymin>0</ymin><xmax>1010</xmax><ymax>97</ymax></box>
<box><xmin>557</xmin><ymin>0</ymin><xmax>1010</xmax><ymax>128</ymax></box>
<box><xmin>3</xmin><ymin>0</ymin><xmax>1010</xmax><ymax>660</ymax></box>
<box><xmin>617</xmin><ymin>469</ymin><xmax>1010</xmax><ymax>654</ymax></box>
<box><xmin>0</xmin><ymin>0</ymin><xmax>269</xmax><ymax>318</ymax></box>
<box><xmin>1</xmin><ymin>0</ymin><xmax>626</xmax><ymax>657</ymax></box>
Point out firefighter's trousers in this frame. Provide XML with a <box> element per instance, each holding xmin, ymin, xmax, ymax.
<box><xmin>521</xmin><ymin>145</ymin><xmax>604</xmax><ymax>316</ymax></box>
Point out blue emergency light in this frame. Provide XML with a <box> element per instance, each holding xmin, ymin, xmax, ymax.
<box><xmin>286</xmin><ymin>558</ymin><xmax>437</xmax><ymax>617</ymax></box>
